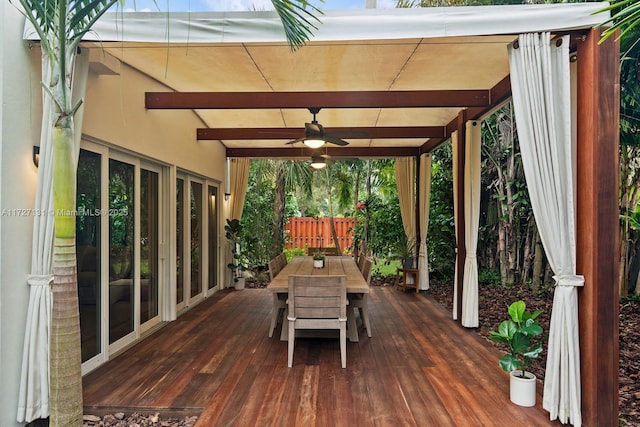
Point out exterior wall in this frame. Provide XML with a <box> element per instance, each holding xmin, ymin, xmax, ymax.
<box><xmin>0</xmin><ymin>4</ymin><xmax>40</xmax><ymax>427</ymax></box>
<box><xmin>81</xmin><ymin>55</ymin><xmax>226</xmax><ymax>181</ymax></box>
<box><xmin>0</xmin><ymin>11</ymin><xmax>227</xmax><ymax>427</ymax></box>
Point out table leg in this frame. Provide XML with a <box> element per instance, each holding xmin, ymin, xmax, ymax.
<box><xmin>280</xmin><ymin>306</ymin><xmax>289</xmax><ymax>341</ymax></box>
<box><xmin>347</xmin><ymin>305</ymin><xmax>359</xmax><ymax>342</ymax></box>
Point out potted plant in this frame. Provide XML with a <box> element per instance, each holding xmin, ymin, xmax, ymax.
<box><xmin>488</xmin><ymin>300</ymin><xmax>543</xmax><ymax>407</ymax></box>
<box><xmin>225</xmin><ymin>218</ymin><xmax>246</xmax><ymax>289</ymax></box>
<box><xmin>313</xmin><ymin>250</ymin><xmax>326</xmax><ymax>268</ymax></box>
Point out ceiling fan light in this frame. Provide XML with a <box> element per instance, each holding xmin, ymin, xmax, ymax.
<box><xmin>303</xmin><ymin>138</ymin><xmax>325</xmax><ymax>149</ymax></box>
<box><xmin>310</xmin><ymin>156</ymin><xmax>327</xmax><ymax>169</ymax></box>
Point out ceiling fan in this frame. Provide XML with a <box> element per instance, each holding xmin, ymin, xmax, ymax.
<box><xmin>286</xmin><ymin>107</ymin><xmax>350</xmax><ymax>148</ymax></box>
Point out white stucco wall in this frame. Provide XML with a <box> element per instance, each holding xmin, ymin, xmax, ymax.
<box><xmin>82</xmin><ymin>56</ymin><xmax>226</xmax><ymax>181</ymax></box>
<box><xmin>1</xmin><ymin>4</ymin><xmax>41</xmax><ymax>427</ymax></box>
<box><xmin>0</xmin><ymin>8</ymin><xmax>227</xmax><ymax>425</ymax></box>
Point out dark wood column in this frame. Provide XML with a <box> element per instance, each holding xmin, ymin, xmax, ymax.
<box><xmin>455</xmin><ymin>110</ymin><xmax>467</xmax><ymax>323</ymax></box>
<box><xmin>576</xmin><ymin>27</ymin><xmax>620</xmax><ymax>426</ymax></box>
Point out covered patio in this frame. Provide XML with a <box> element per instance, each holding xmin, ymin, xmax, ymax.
<box><xmin>82</xmin><ymin>285</ymin><xmax>557</xmax><ymax>426</ymax></box>
<box><xmin>9</xmin><ymin>2</ymin><xmax>618</xmax><ymax>426</ymax></box>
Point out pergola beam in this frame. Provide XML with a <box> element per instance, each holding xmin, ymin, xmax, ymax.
<box><xmin>198</xmin><ymin>126</ymin><xmax>444</xmax><ymax>140</ymax></box>
<box><xmin>146</xmin><ymin>90</ymin><xmax>490</xmax><ymax>109</ymax></box>
<box><xmin>225</xmin><ymin>146</ymin><xmax>420</xmax><ymax>158</ymax></box>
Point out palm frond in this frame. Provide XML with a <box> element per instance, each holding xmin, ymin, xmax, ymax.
<box><xmin>271</xmin><ymin>0</ymin><xmax>323</xmax><ymax>51</ymax></box>
<box><xmin>596</xmin><ymin>0</ymin><xmax>640</xmax><ymax>43</ymax></box>
<box><xmin>67</xmin><ymin>0</ymin><xmax>119</xmax><ymax>49</ymax></box>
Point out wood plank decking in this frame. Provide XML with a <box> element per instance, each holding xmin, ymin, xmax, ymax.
<box><xmin>83</xmin><ymin>286</ymin><xmax>558</xmax><ymax>426</ymax></box>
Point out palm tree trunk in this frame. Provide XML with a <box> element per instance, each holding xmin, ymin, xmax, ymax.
<box><xmin>51</xmin><ymin>124</ymin><xmax>83</xmax><ymax>425</ymax></box>
<box><xmin>271</xmin><ymin>163</ymin><xmax>286</xmax><ymax>257</ymax></box>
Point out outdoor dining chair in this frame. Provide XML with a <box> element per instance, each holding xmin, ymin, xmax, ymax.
<box><xmin>268</xmin><ymin>257</ymin><xmax>286</xmax><ymax>338</ymax></box>
<box><xmin>287</xmin><ymin>275</ymin><xmax>348</xmax><ymax>368</ymax></box>
<box><xmin>349</xmin><ymin>258</ymin><xmax>372</xmax><ymax>338</ymax></box>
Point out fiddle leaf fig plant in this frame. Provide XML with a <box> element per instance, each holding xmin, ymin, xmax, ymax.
<box><xmin>225</xmin><ymin>218</ymin><xmax>246</xmax><ymax>282</ymax></box>
<box><xmin>488</xmin><ymin>300</ymin><xmax>543</xmax><ymax>378</ymax></box>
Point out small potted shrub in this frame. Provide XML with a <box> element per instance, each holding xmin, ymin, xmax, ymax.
<box><xmin>313</xmin><ymin>250</ymin><xmax>326</xmax><ymax>268</ymax></box>
<box><xmin>488</xmin><ymin>300</ymin><xmax>543</xmax><ymax>407</ymax></box>
<box><xmin>225</xmin><ymin>218</ymin><xmax>246</xmax><ymax>289</ymax></box>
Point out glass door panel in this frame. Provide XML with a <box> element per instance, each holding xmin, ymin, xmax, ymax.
<box><xmin>108</xmin><ymin>159</ymin><xmax>135</xmax><ymax>344</ymax></box>
<box><xmin>190</xmin><ymin>181</ymin><xmax>203</xmax><ymax>298</ymax></box>
<box><xmin>208</xmin><ymin>185</ymin><xmax>218</xmax><ymax>290</ymax></box>
<box><xmin>176</xmin><ymin>178</ymin><xmax>184</xmax><ymax>305</ymax></box>
<box><xmin>140</xmin><ymin>169</ymin><xmax>159</xmax><ymax>324</ymax></box>
<box><xmin>76</xmin><ymin>149</ymin><xmax>101</xmax><ymax>362</ymax></box>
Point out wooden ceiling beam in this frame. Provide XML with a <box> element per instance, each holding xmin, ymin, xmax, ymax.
<box><xmin>198</xmin><ymin>126</ymin><xmax>445</xmax><ymax>140</ymax></box>
<box><xmin>226</xmin><ymin>146</ymin><xmax>420</xmax><ymax>159</ymax></box>
<box><xmin>419</xmin><ymin>75</ymin><xmax>512</xmax><ymax>154</ymax></box>
<box><xmin>146</xmin><ymin>90</ymin><xmax>490</xmax><ymax>109</ymax></box>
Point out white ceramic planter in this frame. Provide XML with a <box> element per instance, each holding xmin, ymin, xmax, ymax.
<box><xmin>510</xmin><ymin>370</ymin><xmax>537</xmax><ymax>407</ymax></box>
<box><xmin>313</xmin><ymin>259</ymin><xmax>324</xmax><ymax>268</ymax></box>
<box><xmin>235</xmin><ymin>277</ymin><xmax>246</xmax><ymax>290</ymax></box>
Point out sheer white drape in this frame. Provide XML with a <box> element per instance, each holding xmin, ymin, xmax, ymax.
<box><xmin>394</xmin><ymin>157</ymin><xmax>416</xmax><ymax>261</ymax></box>
<box><xmin>462</xmin><ymin>121</ymin><xmax>481</xmax><ymax>328</ymax></box>
<box><xmin>418</xmin><ymin>154</ymin><xmax>432</xmax><ymax>290</ymax></box>
<box><xmin>17</xmin><ymin>51</ymin><xmax>89</xmax><ymax>423</ymax></box>
<box><xmin>451</xmin><ymin>131</ymin><xmax>459</xmax><ymax>320</ymax></box>
<box><xmin>509</xmin><ymin>32</ymin><xmax>582</xmax><ymax>426</ymax></box>
<box><xmin>229</xmin><ymin>158</ymin><xmax>250</xmax><ymax>220</ymax></box>
<box><xmin>226</xmin><ymin>158</ymin><xmax>250</xmax><ymax>287</ymax></box>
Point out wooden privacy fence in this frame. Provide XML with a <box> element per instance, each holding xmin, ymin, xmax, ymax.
<box><xmin>284</xmin><ymin>217</ymin><xmax>355</xmax><ymax>253</ymax></box>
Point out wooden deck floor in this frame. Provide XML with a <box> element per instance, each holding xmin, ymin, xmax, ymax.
<box><xmin>83</xmin><ymin>286</ymin><xmax>558</xmax><ymax>426</ymax></box>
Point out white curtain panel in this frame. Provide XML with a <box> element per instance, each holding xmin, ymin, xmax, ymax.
<box><xmin>17</xmin><ymin>51</ymin><xmax>89</xmax><ymax>423</ymax></box>
<box><xmin>229</xmin><ymin>158</ymin><xmax>250</xmax><ymax>220</ymax></box>
<box><xmin>418</xmin><ymin>154</ymin><xmax>432</xmax><ymax>290</ymax></box>
<box><xmin>461</xmin><ymin>121</ymin><xmax>481</xmax><ymax>328</ymax></box>
<box><xmin>509</xmin><ymin>32</ymin><xmax>583</xmax><ymax>426</ymax></box>
<box><xmin>394</xmin><ymin>157</ymin><xmax>416</xmax><ymax>257</ymax></box>
<box><xmin>451</xmin><ymin>131</ymin><xmax>459</xmax><ymax>320</ymax></box>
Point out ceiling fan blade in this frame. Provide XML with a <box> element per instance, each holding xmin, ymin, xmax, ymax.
<box><xmin>323</xmin><ymin>134</ymin><xmax>350</xmax><ymax>146</ymax></box>
<box><xmin>285</xmin><ymin>137</ymin><xmax>305</xmax><ymax>145</ymax></box>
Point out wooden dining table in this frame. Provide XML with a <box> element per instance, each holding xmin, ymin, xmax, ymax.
<box><xmin>267</xmin><ymin>256</ymin><xmax>369</xmax><ymax>342</ymax></box>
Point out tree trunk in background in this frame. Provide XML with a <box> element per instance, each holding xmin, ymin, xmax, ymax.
<box><xmin>532</xmin><ymin>223</ymin><xmax>543</xmax><ymax>293</ymax></box>
<box><xmin>325</xmin><ymin>169</ymin><xmax>342</xmax><ymax>253</ymax></box>
<box><xmin>271</xmin><ymin>163</ymin><xmax>286</xmax><ymax>258</ymax></box>
<box><xmin>521</xmin><ymin>215</ymin><xmax>535</xmax><ymax>286</ymax></box>
<box><xmin>362</xmin><ymin>161</ymin><xmax>372</xmax><ymax>257</ymax></box>
<box><xmin>498</xmin><ymin>217</ymin><xmax>508</xmax><ymax>284</ymax></box>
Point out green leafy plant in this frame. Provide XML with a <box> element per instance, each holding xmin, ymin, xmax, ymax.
<box><xmin>225</xmin><ymin>218</ymin><xmax>246</xmax><ymax>282</ymax></box>
<box><xmin>313</xmin><ymin>250</ymin><xmax>326</xmax><ymax>261</ymax></box>
<box><xmin>488</xmin><ymin>300</ymin><xmax>543</xmax><ymax>378</ymax></box>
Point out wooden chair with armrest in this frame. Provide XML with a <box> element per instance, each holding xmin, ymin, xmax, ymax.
<box><xmin>287</xmin><ymin>275</ymin><xmax>348</xmax><ymax>368</ymax></box>
<box><xmin>349</xmin><ymin>258</ymin><xmax>372</xmax><ymax>338</ymax></box>
<box><xmin>268</xmin><ymin>257</ymin><xmax>287</xmax><ymax>338</ymax></box>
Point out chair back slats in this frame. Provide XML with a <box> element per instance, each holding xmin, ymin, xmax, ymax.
<box><xmin>361</xmin><ymin>258</ymin><xmax>372</xmax><ymax>284</ymax></box>
<box><xmin>288</xmin><ymin>275</ymin><xmax>347</xmax><ymax>320</ymax></box>
<box><xmin>306</xmin><ymin>247</ymin><xmax>340</xmax><ymax>256</ymax></box>
<box><xmin>357</xmin><ymin>255</ymin><xmax>366</xmax><ymax>273</ymax></box>
<box><xmin>268</xmin><ymin>258</ymin><xmax>280</xmax><ymax>281</ymax></box>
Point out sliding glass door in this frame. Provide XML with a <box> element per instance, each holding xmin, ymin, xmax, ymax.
<box><xmin>140</xmin><ymin>167</ymin><xmax>160</xmax><ymax>326</ymax></box>
<box><xmin>108</xmin><ymin>158</ymin><xmax>135</xmax><ymax>345</ymax></box>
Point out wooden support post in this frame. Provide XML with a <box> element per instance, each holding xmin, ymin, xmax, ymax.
<box><xmin>455</xmin><ymin>110</ymin><xmax>467</xmax><ymax>323</ymax></box>
<box><xmin>575</xmin><ymin>28</ymin><xmax>619</xmax><ymax>426</ymax></box>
